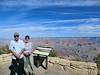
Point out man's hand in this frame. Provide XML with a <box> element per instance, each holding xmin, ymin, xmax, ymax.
<box><xmin>12</xmin><ymin>50</ymin><xmax>23</xmax><ymax>59</ymax></box>
<box><xmin>15</xmin><ymin>54</ymin><xmax>20</xmax><ymax>59</ymax></box>
<box><xmin>19</xmin><ymin>49</ymin><xmax>24</xmax><ymax>57</ymax></box>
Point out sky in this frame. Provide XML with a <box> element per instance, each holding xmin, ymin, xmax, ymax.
<box><xmin>0</xmin><ymin>0</ymin><xmax>100</xmax><ymax>39</ymax></box>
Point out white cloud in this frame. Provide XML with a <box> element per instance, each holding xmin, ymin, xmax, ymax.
<box><xmin>0</xmin><ymin>26</ymin><xmax>68</xmax><ymax>33</ymax></box>
<box><xmin>1</xmin><ymin>18</ymin><xmax>100</xmax><ymax>30</ymax></box>
<box><xmin>1</xmin><ymin>25</ymin><xmax>100</xmax><ymax>38</ymax></box>
<box><xmin>0</xmin><ymin>0</ymin><xmax>100</xmax><ymax>8</ymax></box>
<box><xmin>79</xmin><ymin>25</ymin><xmax>100</xmax><ymax>31</ymax></box>
<box><xmin>41</xmin><ymin>18</ymin><xmax>100</xmax><ymax>24</ymax></box>
<box><xmin>1</xmin><ymin>24</ymin><xmax>100</xmax><ymax>33</ymax></box>
<box><xmin>0</xmin><ymin>18</ymin><xmax>100</xmax><ymax>38</ymax></box>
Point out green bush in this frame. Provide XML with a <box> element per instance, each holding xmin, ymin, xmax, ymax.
<box><xmin>95</xmin><ymin>54</ymin><xmax>100</xmax><ymax>70</ymax></box>
<box><xmin>49</xmin><ymin>49</ymin><xmax>57</xmax><ymax>57</ymax></box>
<box><xmin>0</xmin><ymin>45</ymin><xmax>10</xmax><ymax>55</ymax></box>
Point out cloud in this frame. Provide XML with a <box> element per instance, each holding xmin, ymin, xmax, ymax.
<box><xmin>1</xmin><ymin>23</ymin><xmax>100</xmax><ymax>33</ymax></box>
<box><xmin>41</xmin><ymin>18</ymin><xmax>100</xmax><ymax>27</ymax></box>
<box><xmin>0</xmin><ymin>0</ymin><xmax>100</xmax><ymax>8</ymax></box>
<box><xmin>42</xmin><ymin>18</ymin><xmax>100</xmax><ymax>23</ymax></box>
<box><xmin>0</xmin><ymin>18</ymin><xmax>100</xmax><ymax>29</ymax></box>
<box><xmin>0</xmin><ymin>25</ymin><xmax>68</xmax><ymax>33</ymax></box>
<box><xmin>79</xmin><ymin>25</ymin><xmax>100</xmax><ymax>31</ymax></box>
<box><xmin>1</xmin><ymin>24</ymin><xmax>100</xmax><ymax>38</ymax></box>
<box><xmin>0</xmin><ymin>17</ymin><xmax>100</xmax><ymax>38</ymax></box>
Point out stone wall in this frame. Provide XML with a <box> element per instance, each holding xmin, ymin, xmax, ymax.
<box><xmin>0</xmin><ymin>54</ymin><xmax>98</xmax><ymax>75</ymax></box>
<box><xmin>48</xmin><ymin>57</ymin><xmax>97</xmax><ymax>75</ymax></box>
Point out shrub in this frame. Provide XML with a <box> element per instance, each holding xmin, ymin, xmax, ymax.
<box><xmin>0</xmin><ymin>45</ymin><xmax>10</xmax><ymax>55</ymax></box>
<box><xmin>49</xmin><ymin>49</ymin><xmax>57</xmax><ymax>57</ymax></box>
<box><xmin>95</xmin><ymin>54</ymin><xmax>100</xmax><ymax>70</ymax></box>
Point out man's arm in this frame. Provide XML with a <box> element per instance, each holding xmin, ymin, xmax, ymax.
<box><xmin>10</xmin><ymin>50</ymin><xmax>20</xmax><ymax>59</ymax></box>
<box><xmin>11</xmin><ymin>49</ymin><xmax>24</xmax><ymax>59</ymax></box>
<box><xmin>19</xmin><ymin>49</ymin><xmax>24</xmax><ymax>57</ymax></box>
<box><xmin>18</xmin><ymin>41</ymin><xmax>25</xmax><ymax>56</ymax></box>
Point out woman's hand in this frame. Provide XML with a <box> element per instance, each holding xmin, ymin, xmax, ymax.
<box><xmin>24</xmin><ymin>52</ymin><xmax>30</xmax><ymax>56</ymax></box>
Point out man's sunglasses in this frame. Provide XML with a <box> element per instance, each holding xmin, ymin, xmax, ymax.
<box><xmin>14</xmin><ymin>35</ymin><xmax>19</xmax><ymax>37</ymax></box>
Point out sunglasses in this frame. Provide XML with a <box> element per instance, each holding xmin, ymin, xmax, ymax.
<box><xmin>14</xmin><ymin>35</ymin><xmax>19</xmax><ymax>37</ymax></box>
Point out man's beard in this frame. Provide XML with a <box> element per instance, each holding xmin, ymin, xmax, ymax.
<box><xmin>15</xmin><ymin>39</ymin><xmax>19</xmax><ymax>41</ymax></box>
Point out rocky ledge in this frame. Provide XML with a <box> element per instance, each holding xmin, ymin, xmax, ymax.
<box><xmin>0</xmin><ymin>54</ymin><xmax>98</xmax><ymax>75</ymax></box>
<box><xmin>46</xmin><ymin>57</ymin><xmax>97</xmax><ymax>75</ymax></box>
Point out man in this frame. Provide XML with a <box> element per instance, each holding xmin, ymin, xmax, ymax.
<box><xmin>9</xmin><ymin>32</ymin><xmax>26</xmax><ymax>75</ymax></box>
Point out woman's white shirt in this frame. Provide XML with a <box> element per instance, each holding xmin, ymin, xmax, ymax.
<box><xmin>24</xmin><ymin>42</ymin><xmax>32</xmax><ymax>53</ymax></box>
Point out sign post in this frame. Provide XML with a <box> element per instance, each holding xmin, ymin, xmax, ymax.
<box><xmin>33</xmin><ymin>47</ymin><xmax>52</xmax><ymax>69</ymax></box>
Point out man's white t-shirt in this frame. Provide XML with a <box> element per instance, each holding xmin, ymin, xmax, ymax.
<box><xmin>9</xmin><ymin>39</ymin><xmax>24</xmax><ymax>59</ymax></box>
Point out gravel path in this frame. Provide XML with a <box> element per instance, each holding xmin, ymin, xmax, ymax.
<box><xmin>0</xmin><ymin>61</ymin><xmax>10</xmax><ymax>75</ymax></box>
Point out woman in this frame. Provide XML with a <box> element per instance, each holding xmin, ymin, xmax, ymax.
<box><xmin>24</xmin><ymin>35</ymin><xmax>35</xmax><ymax>75</ymax></box>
